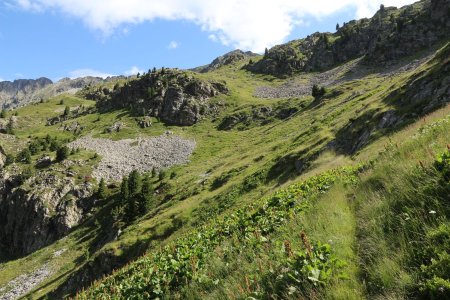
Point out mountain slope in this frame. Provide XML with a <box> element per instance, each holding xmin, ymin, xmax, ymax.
<box><xmin>246</xmin><ymin>0</ymin><xmax>450</xmax><ymax>76</ymax></box>
<box><xmin>0</xmin><ymin>1</ymin><xmax>449</xmax><ymax>299</ymax></box>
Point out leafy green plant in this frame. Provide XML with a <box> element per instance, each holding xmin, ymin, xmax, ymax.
<box><xmin>435</xmin><ymin>148</ymin><xmax>450</xmax><ymax>181</ymax></box>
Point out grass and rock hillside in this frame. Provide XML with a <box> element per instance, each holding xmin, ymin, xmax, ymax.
<box><xmin>0</xmin><ymin>0</ymin><xmax>449</xmax><ymax>299</ymax></box>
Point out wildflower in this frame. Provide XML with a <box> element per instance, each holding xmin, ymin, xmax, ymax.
<box><xmin>429</xmin><ymin>210</ymin><xmax>436</xmax><ymax>214</ymax></box>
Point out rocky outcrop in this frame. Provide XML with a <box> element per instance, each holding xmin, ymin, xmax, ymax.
<box><xmin>86</xmin><ymin>69</ymin><xmax>228</xmax><ymax>126</ymax></box>
<box><xmin>0</xmin><ymin>171</ymin><xmax>95</xmax><ymax>256</ymax></box>
<box><xmin>246</xmin><ymin>0</ymin><xmax>450</xmax><ymax>76</ymax></box>
<box><xmin>192</xmin><ymin>50</ymin><xmax>258</xmax><ymax>73</ymax></box>
<box><xmin>136</xmin><ymin>116</ymin><xmax>152</xmax><ymax>128</ymax></box>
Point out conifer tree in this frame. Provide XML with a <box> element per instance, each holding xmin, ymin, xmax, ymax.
<box><xmin>138</xmin><ymin>175</ymin><xmax>153</xmax><ymax>214</ymax></box>
<box><xmin>120</xmin><ymin>176</ymin><xmax>129</xmax><ymax>203</ymax></box>
<box><xmin>128</xmin><ymin>170</ymin><xmax>142</xmax><ymax>196</ymax></box>
<box><xmin>97</xmin><ymin>178</ymin><xmax>107</xmax><ymax>200</ymax></box>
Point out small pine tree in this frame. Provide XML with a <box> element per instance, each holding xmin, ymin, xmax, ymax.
<box><xmin>151</xmin><ymin>168</ymin><xmax>157</xmax><ymax>178</ymax></box>
<box><xmin>128</xmin><ymin>170</ymin><xmax>142</xmax><ymax>196</ymax></box>
<box><xmin>0</xmin><ymin>109</ymin><xmax>7</xmax><ymax>118</ymax></box>
<box><xmin>63</xmin><ymin>106</ymin><xmax>71</xmax><ymax>117</ymax></box>
<box><xmin>158</xmin><ymin>170</ymin><xmax>167</xmax><ymax>181</ymax></box>
<box><xmin>56</xmin><ymin>145</ymin><xmax>69</xmax><ymax>161</ymax></box>
<box><xmin>138</xmin><ymin>175</ymin><xmax>153</xmax><ymax>214</ymax></box>
<box><xmin>336</xmin><ymin>23</ymin><xmax>340</xmax><ymax>31</ymax></box>
<box><xmin>312</xmin><ymin>84</ymin><xmax>320</xmax><ymax>98</ymax></box>
<box><xmin>264</xmin><ymin>48</ymin><xmax>269</xmax><ymax>57</ymax></box>
<box><xmin>5</xmin><ymin>118</ymin><xmax>15</xmax><ymax>135</ymax></box>
<box><xmin>125</xmin><ymin>195</ymin><xmax>137</xmax><ymax>222</ymax></box>
<box><xmin>120</xmin><ymin>176</ymin><xmax>130</xmax><ymax>203</ymax></box>
<box><xmin>97</xmin><ymin>178</ymin><xmax>107</xmax><ymax>200</ymax></box>
<box><xmin>59</xmin><ymin>99</ymin><xmax>64</xmax><ymax>105</ymax></box>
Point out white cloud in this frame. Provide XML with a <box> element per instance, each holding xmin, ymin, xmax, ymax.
<box><xmin>69</xmin><ymin>69</ymin><xmax>114</xmax><ymax>79</ymax></box>
<box><xmin>124</xmin><ymin>66</ymin><xmax>144</xmax><ymax>76</ymax></box>
<box><xmin>14</xmin><ymin>0</ymin><xmax>417</xmax><ymax>52</ymax></box>
<box><xmin>167</xmin><ymin>40</ymin><xmax>179</xmax><ymax>50</ymax></box>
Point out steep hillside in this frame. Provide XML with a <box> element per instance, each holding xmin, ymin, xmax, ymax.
<box><xmin>246</xmin><ymin>0</ymin><xmax>450</xmax><ymax>76</ymax></box>
<box><xmin>0</xmin><ymin>1</ymin><xmax>449</xmax><ymax>299</ymax></box>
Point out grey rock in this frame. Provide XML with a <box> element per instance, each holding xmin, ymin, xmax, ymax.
<box><xmin>68</xmin><ymin>134</ymin><xmax>196</xmax><ymax>182</ymax></box>
<box><xmin>0</xmin><ymin>171</ymin><xmax>95</xmax><ymax>256</ymax></box>
<box><xmin>136</xmin><ymin>116</ymin><xmax>152</xmax><ymax>128</ymax></box>
<box><xmin>36</xmin><ymin>155</ymin><xmax>52</xmax><ymax>168</ymax></box>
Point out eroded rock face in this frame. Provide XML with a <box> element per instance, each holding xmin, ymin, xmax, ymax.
<box><xmin>86</xmin><ymin>69</ymin><xmax>228</xmax><ymax>126</ymax></box>
<box><xmin>0</xmin><ymin>171</ymin><xmax>94</xmax><ymax>256</ymax></box>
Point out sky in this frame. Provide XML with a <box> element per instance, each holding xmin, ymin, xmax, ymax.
<box><xmin>0</xmin><ymin>0</ymin><xmax>417</xmax><ymax>82</ymax></box>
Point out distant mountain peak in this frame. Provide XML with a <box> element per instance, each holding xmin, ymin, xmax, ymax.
<box><xmin>192</xmin><ymin>49</ymin><xmax>258</xmax><ymax>73</ymax></box>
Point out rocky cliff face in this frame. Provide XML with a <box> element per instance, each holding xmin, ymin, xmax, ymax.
<box><xmin>0</xmin><ymin>171</ymin><xmax>95</xmax><ymax>256</ymax></box>
<box><xmin>246</xmin><ymin>0</ymin><xmax>450</xmax><ymax>76</ymax></box>
<box><xmin>84</xmin><ymin>69</ymin><xmax>228</xmax><ymax>126</ymax></box>
<box><xmin>0</xmin><ymin>78</ymin><xmax>53</xmax><ymax>108</ymax></box>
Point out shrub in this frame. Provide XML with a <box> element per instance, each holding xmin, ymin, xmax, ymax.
<box><xmin>56</xmin><ymin>146</ymin><xmax>69</xmax><ymax>161</ymax></box>
<box><xmin>16</xmin><ymin>148</ymin><xmax>32</xmax><ymax>164</ymax></box>
<box><xmin>4</xmin><ymin>154</ymin><xmax>15</xmax><ymax>166</ymax></box>
<box><xmin>435</xmin><ymin>149</ymin><xmax>450</xmax><ymax>181</ymax></box>
<box><xmin>312</xmin><ymin>84</ymin><xmax>326</xmax><ymax>99</ymax></box>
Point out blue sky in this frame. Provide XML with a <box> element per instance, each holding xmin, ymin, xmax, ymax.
<box><xmin>0</xmin><ymin>0</ymin><xmax>416</xmax><ymax>82</ymax></box>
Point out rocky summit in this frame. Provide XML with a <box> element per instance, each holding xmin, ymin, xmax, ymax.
<box><xmin>0</xmin><ymin>0</ymin><xmax>449</xmax><ymax>299</ymax></box>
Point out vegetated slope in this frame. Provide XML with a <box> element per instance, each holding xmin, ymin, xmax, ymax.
<box><xmin>246</xmin><ymin>0</ymin><xmax>450</xmax><ymax>76</ymax></box>
<box><xmin>79</xmin><ymin>115</ymin><xmax>450</xmax><ymax>300</ymax></box>
<box><xmin>7</xmin><ymin>40</ymin><xmax>444</xmax><ymax>299</ymax></box>
<box><xmin>0</xmin><ymin>2</ymin><xmax>449</xmax><ymax>300</ymax></box>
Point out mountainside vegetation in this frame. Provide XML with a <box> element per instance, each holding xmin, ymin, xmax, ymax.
<box><xmin>0</xmin><ymin>0</ymin><xmax>449</xmax><ymax>299</ymax></box>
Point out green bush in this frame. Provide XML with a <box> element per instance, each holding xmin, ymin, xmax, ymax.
<box><xmin>435</xmin><ymin>149</ymin><xmax>450</xmax><ymax>181</ymax></box>
<box><xmin>16</xmin><ymin>148</ymin><xmax>32</xmax><ymax>164</ymax></box>
<box><xmin>56</xmin><ymin>146</ymin><xmax>69</xmax><ymax>161</ymax></box>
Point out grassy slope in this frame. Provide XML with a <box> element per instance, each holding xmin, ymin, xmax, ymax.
<box><xmin>0</xmin><ymin>42</ymin><xmax>448</xmax><ymax>299</ymax></box>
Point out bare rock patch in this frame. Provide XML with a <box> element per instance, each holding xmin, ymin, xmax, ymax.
<box><xmin>69</xmin><ymin>135</ymin><xmax>196</xmax><ymax>181</ymax></box>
